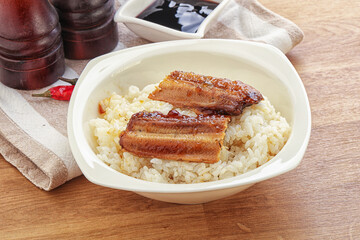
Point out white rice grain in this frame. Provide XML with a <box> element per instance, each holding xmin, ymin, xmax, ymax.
<box><xmin>89</xmin><ymin>84</ymin><xmax>291</xmax><ymax>184</ymax></box>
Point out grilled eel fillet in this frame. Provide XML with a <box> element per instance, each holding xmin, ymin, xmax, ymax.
<box><xmin>119</xmin><ymin>110</ymin><xmax>230</xmax><ymax>163</ymax></box>
<box><xmin>149</xmin><ymin>71</ymin><xmax>264</xmax><ymax>115</ymax></box>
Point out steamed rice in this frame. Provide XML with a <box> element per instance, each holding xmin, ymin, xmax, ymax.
<box><xmin>89</xmin><ymin>84</ymin><xmax>291</xmax><ymax>183</ymax></box>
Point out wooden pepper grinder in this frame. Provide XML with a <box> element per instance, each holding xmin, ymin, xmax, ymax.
<box><xmin>0</xmin><ymin>0</ymin><xmax>65</xmax><ymax>90</ymax></box>
<box><xmin>50</xmin><ymin>0</ymin><xmax>119</xmax><ymax>60</ymax></box>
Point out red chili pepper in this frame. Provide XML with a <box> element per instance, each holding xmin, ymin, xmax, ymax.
<box><xmin>32</xmin><ymin>85</ymin><xmax>75</xmax><ymax>101</ymax></box>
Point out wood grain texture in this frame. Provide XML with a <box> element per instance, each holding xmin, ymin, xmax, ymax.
<box><xmin>1</xmin><ymin>0</ymin><xmax>360</xmax><ymax>239</ymax></box>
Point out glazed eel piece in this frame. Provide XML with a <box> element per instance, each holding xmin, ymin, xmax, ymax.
<box><xmin>149</xmin><ymin>71</ymin><xmax>264</xmax><ymax>115</ymax></box>
<box><xmin>119</xmin><ymin>110</ymin><xmax>230</xmax><ymax>163</ymax></box>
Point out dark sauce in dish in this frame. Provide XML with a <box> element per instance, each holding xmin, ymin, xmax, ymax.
<box><xmin>137</xmin><ymin>0</ymin><xmax>219</xmax><ymax>33</ymax></box>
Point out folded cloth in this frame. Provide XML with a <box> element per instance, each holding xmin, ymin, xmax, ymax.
<box><xmin>205</xmin><ymin>0</ymin><xmax>304</xmax><ymax>53</ymax></box>
<box><xmin>0</xmin><ymin>0</ymin><xmax>304</xmax><ymax>191</ymax></box>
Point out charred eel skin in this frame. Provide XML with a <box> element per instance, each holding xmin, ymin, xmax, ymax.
<box><xmin>149</xmin><ymin>71</ymin><xmax>264</xmax><ymax>116</ymax></box>
<box><xmin>119</xmin><ymin>110</ymin><xmax>230</xmax><ymax>163</ymax></box>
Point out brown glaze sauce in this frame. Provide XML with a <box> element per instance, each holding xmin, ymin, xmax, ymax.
<box><xmin>137</xmin><ymin>0</ymin><xmax>219</xmax><ymax>33</ymax></box>
<box><xmin>149</xmin><ymin>71</ymin><xmax>264</xmax><ymax>116</ymax></box>
<box><xmin>119</xmin><ymin>110</ymin><xmax>230</xmax><ymax>163</ymax></box>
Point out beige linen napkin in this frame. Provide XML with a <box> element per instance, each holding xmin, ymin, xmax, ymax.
<box><xmin>0</xmin><ymin>0</ymin><xmax>304</xmax><ymax>191</ymax></box>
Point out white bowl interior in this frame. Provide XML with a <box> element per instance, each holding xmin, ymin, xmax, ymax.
<box><xmin>69</xmin><ymin>40</ymin><xmax>310</xmax><ymax>194</ymax></box>
<box><xmin>118</xmin><ymin>0</ymin><xmax>155</xmax><ymax>17</ymax></box>
<box><xmin>83</xmin><ymin>51</ymin><xmax>293</xmax><ymax>153</ymax></box>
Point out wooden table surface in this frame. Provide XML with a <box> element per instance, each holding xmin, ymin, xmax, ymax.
<box><xmin>1</xmin><ymin>0</ymin><xmax>359</xmax><ymax>239</ymax></box>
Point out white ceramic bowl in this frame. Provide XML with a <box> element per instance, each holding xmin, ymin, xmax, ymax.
<box><xmin>67</xmin><ymin>39</ymin><xmax>311</xmax><ymax>204</ymax></box>
<box><xmin>114</xmin><ymin>0</ymin><xmax>231</xmax><ymax>42</ymax></box>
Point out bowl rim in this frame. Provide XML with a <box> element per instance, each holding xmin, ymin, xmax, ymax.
<box><xmin>114</xmin><ymin>0</ymin><xmax>231</xmax><ymax>39</ymax></box>
<box><xmin>67</xmin><ymin>39</ymin><xmax>311</xmax><ymax>193</ymax></box>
